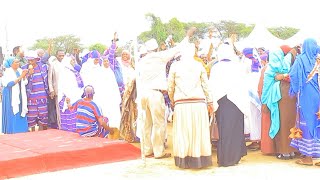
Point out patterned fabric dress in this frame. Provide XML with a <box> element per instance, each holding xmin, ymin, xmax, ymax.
<box><xmin>24</xmin><ymin>63</ymin><xmax>49</xmax><ymax>127</ymax></box>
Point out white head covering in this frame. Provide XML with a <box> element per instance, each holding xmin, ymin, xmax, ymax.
<box><xmin>145</xmin><ymin>38</ymin><xmax>158</xmax><ymax>52</ymax></box>
<box><xmin>216</xmin><ymin>44</ymin><xmax>239</xmax><ymax>61</ymax></box>
<box><xmin>180</xmin><ymin>43</ymin><xmax>196</xmax><ymax>62</ymax></box>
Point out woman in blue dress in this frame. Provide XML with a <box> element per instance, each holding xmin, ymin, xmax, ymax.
<box><xmin>1</xmin><ymin>57</ymin><xmax>28</xmax><ymax>134</ymax></box>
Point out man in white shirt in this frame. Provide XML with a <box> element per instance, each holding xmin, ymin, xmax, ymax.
<box><xmin>198</xmin><ymin>27</ymin><xmax>221</xmax><ymax>63</ymax></box>
<box><xmin>138</xmin><ymin>27</ymin><xmax>195</xmax><ymax>159</ymax></box>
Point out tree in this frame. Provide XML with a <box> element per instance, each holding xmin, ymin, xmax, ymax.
<box><xmin>268</xmin><ymin>26</ymin><xmax>299</xmax><ymax>40</ymax></box>
<box><xmin>30</xmin><ymin>34</ymin><xmax>83</xmax><ymax>54</ymax></box>
<box><xmin>89</xmin><ymin>43</ymin><xmax>107</xmax><ymax>54</ymax></box>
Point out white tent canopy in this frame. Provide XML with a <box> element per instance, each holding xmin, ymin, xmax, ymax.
<box><xmin>285</xmin><ymin>27</ymin><xmax>320</xmax><ymax>47</ymax></box>
<box><xmin>236</xmin><ymin>24</ymin><xmax>284</xmax><ymax>51</ymax></box>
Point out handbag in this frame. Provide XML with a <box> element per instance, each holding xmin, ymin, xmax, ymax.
<box><xmin>210</xmin><ymin>115</ymin><xmax>219</xmax><ymax>141</ymax></box>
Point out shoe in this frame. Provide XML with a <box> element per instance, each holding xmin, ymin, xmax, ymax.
<box><xmin>155</xmin><ymin>153</ymin><xmax>171</xmax><ymax>159</ymax></box>
<box><xmin>295</xmin><ymin>159</ymin><xmax>313</xmax><ymax>166</ymax></box>
<box><xmin>145</xmin><ymin>153</ymin><xmax>154</xmax><ymax>158</ymax></box>
<box><xmin>247</xmin><ymin>143</ymin><xmax>260</xmax><ymax>151</ymax></box>
<box><xmin>276</xmin><ymin>154</ymin><xmax>290</xmax><ymax>160</ymax></box>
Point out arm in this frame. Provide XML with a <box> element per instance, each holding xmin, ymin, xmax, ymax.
<box><xmin>48</xmin><ymin>62</ymin><xmax>55</xmax><ymax>94</ymax></box>
<box><xmin>167</xmin><ymin>64</ymin><xmax>176</xmax><ymax>103</ymax></box>
<box><xmin>200</xmin><ymin>65</ymin><xmax>218</xmax><ymax>113</ymax></box>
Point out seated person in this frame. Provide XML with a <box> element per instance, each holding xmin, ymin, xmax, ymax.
<box><xmin>66</xmin><ymin>85</ymin><xmax>113</xmax><ymax>137</ymax></box>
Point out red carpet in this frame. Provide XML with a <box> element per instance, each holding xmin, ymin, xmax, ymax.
<box><xmin>0</xmin><ymin>130</ymin><xmax>141</xmax><ymax>179</ymax></box>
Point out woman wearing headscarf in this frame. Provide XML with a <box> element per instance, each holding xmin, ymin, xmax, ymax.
<box><xmin>97</xmin><ymin>56</ymin><xmax>122</xmax><ymax>131</ymax></box>
<box><xmin>258</xmin><ymin>53</ymin><xmax>276</xmax><ymax>154</ymax></box>
<box><xmin>168</xmin><ymin>42</ymin><xmax>216</xmax><ymax>169</ymax></box>
<box><xmin>209</xmin><ymin>44</ymin><xmax>249</xmax><ymax>167</ymax></box>
<box><xmin>242</xmin><ymin>48</ymin><xmax>262</xmax><ymax>151</ymax></box>
<box><xmin>289</xmin><ymin>38</ymin><xmax>320</xmax><ymax>166</ymax></box>
<box><xmin>58</xmin><ymin>56</ymin><xmax>84</xmax><ymax>132</ymax></box>
<box><xmin>261</xmin><ymin>45</ymin><xmax>298</xmax><ymax>160</ymax></box>
<box><xmin>1</xmin><ymin>57</ymin><xmax>28</xmax><ymax>134</ymax></box>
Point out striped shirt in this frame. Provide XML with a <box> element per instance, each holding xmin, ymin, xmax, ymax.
<box><xmin>27</xmin><ymin>65</ymin><xmax>48</xmax><ymax>105</ymax></box>
<box><xmin>70</xmin><ymin>99</ymin><xmax>103</xmax><ymax>137</ymax></box>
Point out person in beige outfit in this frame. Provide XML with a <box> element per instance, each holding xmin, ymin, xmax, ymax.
<box><xmin>168</xmin><ymin>42</ymin><xmax>217</xmax><ymax>168</ymax></box>
<box><xmin>139</xmin><ymin>28</ymin><xmax>195</xmax><ymax>159</ymax></box>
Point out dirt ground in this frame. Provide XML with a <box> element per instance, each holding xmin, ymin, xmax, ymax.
<box><xmin>5</xmin><ymin>122</ymin><xmax>320</xmax><ymax>180</ymax></box>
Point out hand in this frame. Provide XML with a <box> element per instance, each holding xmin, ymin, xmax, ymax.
<box><xmin>65</xmin><ymin>97</ymin><xmax>70</xmax><ymax>104</ymax></box>
<box><xmin>208</xmin><ymin>104</ymin><xmax>214</xmax><ymax>115</ymax></box>
<box><xmin>21</xmin><ymin>69</ymin><xmax>28</xmax><ymax>78</ymax></box>
<box><xmin>109</xmin><ymin>128</ymin><xmax>114</xmax><ymax>135</ymax></box>
<box><xmin>49</xmin><ymin>91</ymin><xmax>55</xmax><ymax>99</ymax></box>
<box><xmin>113</xmin><ymin>32</ymin><xmax>118</xmax><ymax>42</ymax></box>
<box><xmin>28</xmin><ymin>68</ymin><xmax>34</xmax><ymax>75</ymax></box>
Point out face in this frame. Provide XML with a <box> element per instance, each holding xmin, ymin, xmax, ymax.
<box><xmin>103</xmin><ymin>59</ymin><xmax>109</xmax><ymax>68</ymax></box>
<box><xmin>93</xmin><ymin>58</ymin><xmax>100</xmax><ymax>65</ymax></box>
<box><xmin>11</xmin><ymin>59</ymin><xmax>20</xmax><ymax>70</ymax></box>
<box><xmin>18</xmin><ymin>47</ymin><xmax>25</xmax><ymax>57</ymax></box>
<box><xmin>258</xmin><ymin>49</ymin><xmax>265</xmax><ymax>55</ymax></box>
<box><xmin>37</xmin><ymin>51</ymin><xmax>44</xmax><ymax>58</ymax></box>
<box><xmin>28</xmin><ymin>59</ymin><xmax>37</xmax><ymax>66</ymax></box>
<box><xmin>56</xmin><ymin>51</ymin><xmax>65</xmax><ymax>61</ymax></box>
<box><xmin>121</xmin><ymin>51</ymin><xmax>130</xmax><ymax>62</ymax></box>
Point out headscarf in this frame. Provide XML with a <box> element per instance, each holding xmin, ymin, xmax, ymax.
<box><xmin>242</xmin><ymin>48</ymin><xmax>261</xmax><ymax>72</ymax></box>
<box><xmin>280</xmin><ymin>45</ymin><xmax>292</xmax><ymax>56</ymax></box>
<box><xmin>289</xmin><ymin>38</ymin><xmax>320</xmax><ymax>139</ymax></box>
<box><xmin>216</xmin><ymin>44</ymin><xmax>239</xmax><ymax>62</ymax></box>
<box><xmin>260</xmin><ymin>53</ymin><xmax>268</xmax><ymax>62</ymax></box>
<box><xmin>4</xmin><ymin>56</ymin><xmax>15</xmax><ymax>68</ymax></box>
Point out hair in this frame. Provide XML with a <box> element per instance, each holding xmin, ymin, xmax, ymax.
<box><xmin>13</xmin><ymin>46</ymin><xmax>20</xmax><ymax>56</ymax></box>
<box><xmin>83</xmin><ymin>85</ymin><xmax>95</xmax><ymax>99</ymax></box>
<box><xmin>56</xmin><ymin>50</ymin><xmax>65</xmax><ymax>55</ymax></box>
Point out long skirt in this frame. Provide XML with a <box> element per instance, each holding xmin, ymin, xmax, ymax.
<box><xmin>216</xmin><ymin>96</ymin><xmax>247</xmax><ymax>167</ymax></box>
<box><xmin>275</xmin><ymin>81</ymin><xmax>297</xmax><ymax>154</ymax></box>
<box><xmin>173</xmin><ymin>102</ymin><xmax>212</xmax><ymax>169</ymax></box>
<box><xmin>59</xmin><ymin>96</ymin><xmax>77</xmax><ymax>132</ymax></box>
<box><xmin>260</xmin><ymin>104</ymin><xmax>276</xmax><ymax>154</ymax></box>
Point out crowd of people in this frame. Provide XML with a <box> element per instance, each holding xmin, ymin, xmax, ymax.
<box><xmin>1</xmin><ymin>27</ymin><xmax>320</xmax><ymax>169</ymax></box>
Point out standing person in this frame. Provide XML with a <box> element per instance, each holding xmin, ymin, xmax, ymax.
<box><xmin>22</xmin><ymin>53</ymin><xmax>49</xmax><ymax>131</ymax></box>
<box><xmin>66</xmin><ymin>85</ymin><xmax>114</xmax><ymax>138</ymax></box>
<box><xmin>168</xmin><ymin>42</ymin><xmax>217</xmax><ymax>168</ymax></box>
<box><xmin>1</xmin><ymin>57</ymin><xmax>28</xmax><ymax>134</ymax></box>
<box><xmin>58</xmin><ymin>56</ymin><xmax>84</xmax><ymax>132</ymax></box>
<box><xmin>289</xmin><ymin>38</ymin><xmax>320</xmax><ymax>166</ymax></box>
<box><xmin>261</xmin><ymin>45</ymin><xmax>298</xmax><ymax>160</ymax></box>
<box><xmin>209</xmin><ymin>44</ymin><xmax>249</xmax><ymax>167</ymax></box>
<box><xmin>48</xmin><ymin>50</ymin><xmax>65</xmax><ymax>129</ymax></box>
<box><xmin>242</xmin><ymin>48</ymin><xmax>262</xmax><ymax>151</ymax></box>
<box><xmin>258</xmin><ymin>53</ymin><xmax>276</xmax><ymax>154</ymax></box>
<box><xmin>138</xmin><ymin>27</ymin><xmax>195</xmax><ymax>159</ymax></box>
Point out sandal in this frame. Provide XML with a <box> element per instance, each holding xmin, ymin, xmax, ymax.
<box><xmin>155</xmin><ymin>153</ymin><xmax>171</xmax><ymax>159</ymax></box>
<box><xmin>315</xmin><ymin>162</ymin><xmax>320</xmax><ymax>166</ymax></box>
<box><xmin>146</xmin><ymin>153</ymin><xmax>154</xmax><ymax>158</ymax></box>
<box><xmin>295</xmin><ymin>159</ymin><xmax>313</xmax><ymax>166</ymax></box>
<box><xmin>276</xmin><ymin>154</ymin><xmax>290</xmax><ymax>160</ymax></box>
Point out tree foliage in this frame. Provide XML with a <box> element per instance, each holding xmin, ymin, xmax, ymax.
<box><xmin>89</xmin><ymin>43</ymin><xmax>107</xmax><ymax>54</ymax></box>
<box><xmin>268</xmin><ymin>26</ymin><xmax>299</xmax><ymax>40</ymax></box>
<box><xmin>138</xmin><ymin>14</ymin><xmax>298</xmax><ymax>44</ymax></box>
<box><xmin>30</xmin><ymin>34</ymin><xmax>83</xmax><ymax>54</ymax></box>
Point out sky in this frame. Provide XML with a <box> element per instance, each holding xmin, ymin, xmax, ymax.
<box><xmin>0</xmin><ymin>0</ymin><xmax>318</xmax><ymax>54</ymax></box>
